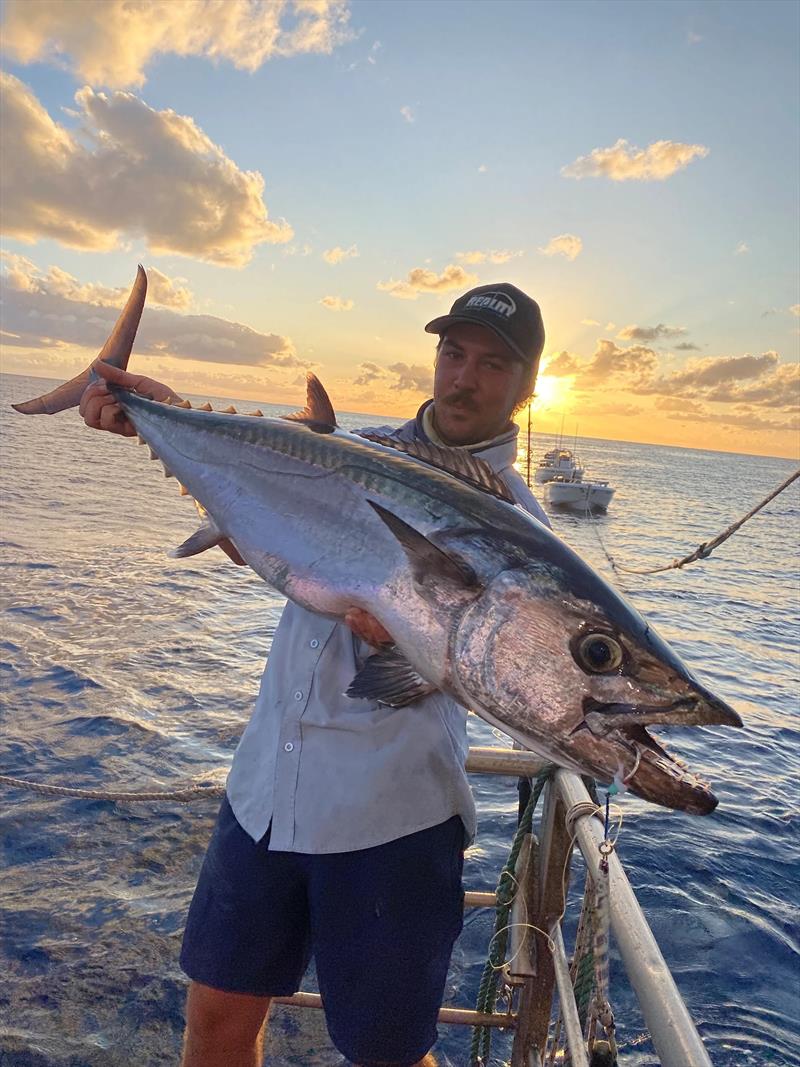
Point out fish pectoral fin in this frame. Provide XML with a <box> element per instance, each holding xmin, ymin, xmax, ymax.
<box><xmin>171</xmin><ymin>519</ymin><xmax>226</xmax><ymax>559</ymax></box>
<box><xmin>367</xmin><ymin>500</ymin><xmax>479</xmax><ymax>590</ymax></box>
<box><xmin>280</xmin><ymin>372</ymin><xmax>337</xmax><ymax>432</ymax></box>
<box><xmin>346</xmin><ymin>646</ymin><xmax>437</xmax><ymax>707</ymax></box>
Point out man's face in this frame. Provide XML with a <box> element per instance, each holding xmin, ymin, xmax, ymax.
<box><xmin>432</xmin><ymin>322</ymin><xmax>527</xmax><ymax>446</ymax></box>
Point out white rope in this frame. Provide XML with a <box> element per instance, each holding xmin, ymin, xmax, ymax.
<box><xmin>0</xmin><ymin>774</ymin><xmax>225</xmax><ymax>802</ymax></box>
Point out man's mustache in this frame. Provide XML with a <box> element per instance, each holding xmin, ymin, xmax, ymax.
<box><xmin>442</xmin><ymin>390</ymin><xmax>479</xmax><ymax>411</ymax></box>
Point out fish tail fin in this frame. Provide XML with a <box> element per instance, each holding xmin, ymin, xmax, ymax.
<box><xmin>11</xmin><ymin>265</ymin><xmax>147</xmax><ymax>415</ymax></box>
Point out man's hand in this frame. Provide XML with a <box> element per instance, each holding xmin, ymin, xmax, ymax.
<box><xmin>79</xmin><ymin>361</ymin><xmax>180</xmax><ymax>437</ymax></box>
<box><xmin>345</xmin><ymin>609</ymin><xmax>393</xmax><ymax>648</ymax></box>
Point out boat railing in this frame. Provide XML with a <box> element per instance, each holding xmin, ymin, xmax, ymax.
<box><xmin>274</xmin><ymin>747</ymin><xmax>713</xmax><ymax>1066</ymax></box>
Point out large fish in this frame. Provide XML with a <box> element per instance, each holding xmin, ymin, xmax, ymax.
<box><xmin>14</xmin><ymin>268</ymin><xmax>742</xmax><ymax>815</ymax></box>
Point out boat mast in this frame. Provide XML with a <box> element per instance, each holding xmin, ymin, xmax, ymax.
<box><xmin>526</xmin><ymin>402</ymin><xmax>532</xmax><ymax>486</ymax></box>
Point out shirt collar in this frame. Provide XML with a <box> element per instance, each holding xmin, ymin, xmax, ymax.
<box><xmin>414</xmin><ymin>399</ymin><xmax>519</xmax><ymax>455</ymax></box>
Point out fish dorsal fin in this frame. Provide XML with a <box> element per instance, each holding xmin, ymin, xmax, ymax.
<box><xmin>346</xmin><ymin>646</ymin><xmax>437</xmax><ymax>708</ymax></box>
<box><xmin>280</xmin><ymin>372</ymin><xmax>337</xmax><ymax>431</ymax></box>
<box><xmin>353</xmin><ymin>431</ymin><xmax>514</xmax><ymax>503</ymax></box>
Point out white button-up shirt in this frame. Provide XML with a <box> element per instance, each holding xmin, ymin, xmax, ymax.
<box><xmin>226</xmin><ymin>406</ymin><xmax>550</xmax><ymax>852</ymax></box>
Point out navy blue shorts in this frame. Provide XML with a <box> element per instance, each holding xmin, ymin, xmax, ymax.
<box><xmin>180</xmin><ymin>796</ymin><xmax>465</xmax><ymax>1066</ymax></box>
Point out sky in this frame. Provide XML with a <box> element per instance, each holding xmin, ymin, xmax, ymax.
<box><xmin>1</xmin><ymin>0</ymin><xmax>798</xmax><ymax>458</ymax></box>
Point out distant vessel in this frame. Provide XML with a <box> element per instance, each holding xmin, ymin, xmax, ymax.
<box><xmin>544</xmin><ymin>469</ymin><xmax>615</xmax><ymax>511</ymax></box>
<box><xmin>534</xmin><ymin>446</ymin><xmax>584</xmax><ymax>484</ymax></box>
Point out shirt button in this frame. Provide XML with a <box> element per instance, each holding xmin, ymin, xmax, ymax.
<box><xmin>310</xmin><ymin>639</ymin><xmax>319</xmax><ymax>649</ymax></box>
<box><xmin>294</xmin><ymin>690</ymin><xmax>303</xmax><ymax>700</ymax></box>
<box><xmin>284</xmin><ymin>742</ymin><xmax>294</xmax><ymax>752</ymax></box>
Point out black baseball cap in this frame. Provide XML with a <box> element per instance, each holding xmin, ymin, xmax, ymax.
<box><xmin>424</xmin><ymin>282</ymin><xmax>545</xmax><ymax>376</ymax></box>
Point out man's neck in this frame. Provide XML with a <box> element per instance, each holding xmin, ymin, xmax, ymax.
<box><xmin>425</xmin><ymin>403</ymin><xmax>512</xmax><ymax>450</ymax></box>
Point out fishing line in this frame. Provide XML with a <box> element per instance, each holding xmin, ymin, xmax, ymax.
<box><xmin>588</xmin><ymin>467</ymin><xmax>800</xmax><ymax>579</ymax></box>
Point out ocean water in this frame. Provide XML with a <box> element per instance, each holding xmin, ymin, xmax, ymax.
<box><xmin>1</xmin><ymin>371</ymin><xmax>798</xmax><ymax>1067</ymax></box>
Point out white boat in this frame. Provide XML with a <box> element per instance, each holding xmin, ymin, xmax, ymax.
<box><xmin>544</xmin><ymin>470</ymin><xmax>615</xmax><ymax>511</ymax></box>
<box><xmin>534</xmin><ymin>447</ymin><xmax>584</xmax><ymax>484</ymax></box>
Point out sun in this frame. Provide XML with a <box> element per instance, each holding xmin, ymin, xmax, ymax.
<box><xmin>531</xmin><ymin>374</ymin><xmax>569</xmax><ymax>411</ymax></box>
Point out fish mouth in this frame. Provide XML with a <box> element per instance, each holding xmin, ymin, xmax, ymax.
<box><xmin>577</xmin><ymin>693</ymin><xmax>743</xmax><ymax>815</ymax></box>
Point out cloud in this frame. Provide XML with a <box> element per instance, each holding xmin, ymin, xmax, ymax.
<box><xmin>367</xmin><ymin>40</ymin><xmax>381</xmax><ymax>65</ymax></box>
<box><xmin>477</xmin><ymin>164</ymin><xmax>488</xmax><ymax>173</ymax></box>
<box><xmin>538</xmin><ymin>234</ymin><xmax>582</xmax><ymax>260</ymax></box>
<box><xmin>617</xmin><ymin>323</ymin><xmax>686</xmax><ymax>341</ymax></box>
<box><xmin>590</xmin><ymin>401</ymin><xmax>642</xmax><ymax>417</ymax></box>
<box><xmin>539</xmin><ymin>340</ymin><xmax>659</xmax><ymax>390</ymax></box>
<box><xmin>0</xmin><ymin>258</ymin><xmax>300</xmax><ymax>367</ymax></box>
<box><xmin>735</xmin><ymin>242</ymin><xmax>749</xmax><ymax>255</ymax></box>
<box><xmin>631</xmin><ymin>350</ymin><xmax>799</xmax><ymax>410</ymax></box>
<box><xmin>790</xmin><ymin>305</ymin><xmax>800</xmax><ymax>317</ymax></box>
<box><xmin>640</xmin><ymin>351</ymin><xmax>780</xmax><ymax>392</ymax></box>
<box><xmin>377</xmin><ymin>264</ymin><xmax>477</xmax><ymax>300</ymax></box>
<box><xmin>456</xmin><ymin>249</ymin><xmax>523</xmax><ymax>265</ymax></box>
<box><xmin>322</xmin><ymin>244</ymin><xmax>359</xmax><ymax>264</ymax></box>
<box><xmin>354</xmin><ymin>361</ymin><xmax>386</xmax><ymax>386</ymax></box>
<box><xmin>662</xmin><ymin>404</ymin><xmax>799</xmax><ymax>433</ymax></box>
<box><xmin>1</xmin><ymin>74</ymin><xmax>292</xmax><ymax>265</ymax></box>
<box><xmin>579</xmin><ymin>339</ymin><xmax>659</xmax><ymax>384</ymax></box>
<box><xmin>386</xmin><ymin>362</ymin><xmax>433</xmax><ymax>393</ymax></box>
<box><xmin>655</xmin><ymin>396</ymin><xmax>707</xmax><ymax>414</ymax></box>
<box><xmin>542</xmin><ymin>350</ymin><xmax>580</xmax><ymax>377</ymax></box>
<box><xmin>580</xmin><ymin>318</ymin><xmax>600</xmax><ymax>326</ymax></box>
<box><xmin>400</xmin><ymin>105</ymin><xmax>415</xmax><ymax>123</ymax></box>
<box><xmin>687</xmin><ymin>31</ymin><xmax>703</xmax><ymax>45</ymax></box>
<box><xmin>0</xmin><ymin>252</ymin><xmax>193</xmax><ymax>310</ymax></box>
<box><xmin>674</xmin><ymin>341</ymin><xmax>701</xmax><ymax>351</ymax></box>
<box><xmin>562</xmin><ymin>139</ymin><xmax>709</xmax><ymax>181</ymax></box>
<box><xmin>1</xmin><ymin>0</ymin><xmax>354</xmax><ymax>89</ymax></box>
<box><xmin>352</xmin><ymin>360</ymin><xmax>433</xmax><ymax>394</ymax></box>
<box><xmin>703</xmin><ymin>362</ymin><xmax>799</xmax><ymax>408</ymax></box>
<box><xmin>283</xmin><ymin>243</ymin><xmax>313</xmax><ymax>257</ymax></box>
<box><xmin>320</xmin><ymin>295</ymin><xmax>354</xmax><ymax>311</ymax></box>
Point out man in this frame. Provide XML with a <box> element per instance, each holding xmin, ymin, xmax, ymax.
<box><xmin>80</xmin><ymin>282</ymin><xmax>548</xmax><ymax>1067</ymax></box>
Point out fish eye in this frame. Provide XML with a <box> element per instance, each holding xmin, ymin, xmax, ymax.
<box><xmin>575</xmin><ymin>633</ymin><xmax>624</xmax><ymax>674</ymax></box>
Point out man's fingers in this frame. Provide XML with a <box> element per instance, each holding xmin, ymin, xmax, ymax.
<box><xmin>79</xmin><ymin>382</ymin><xmax>109</xmax><ymax>418</ymax></box>
<box><xmin>93</xmin><ymin>360</ymin><xmax>178</xmax><ymax>403</ymax></box>
<box><xmin>92</xmin><ymin>361</ymin><xmax>143</xmax><ymax>388</ymax></box>
<box><xmin>98</xmin><ymin>400</ymin><xmax>136</xmax><ymax>435</ymax></box>
<box><xmin>81</xmin><ymin>390</ymin><xmax>135</xmax><ymax>436</ymax></box>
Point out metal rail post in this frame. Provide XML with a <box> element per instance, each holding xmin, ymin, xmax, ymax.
<box><xmin>556</xmin><ymin>770</ymin><xmax>713</xmax><ymax>1067</ymax></box>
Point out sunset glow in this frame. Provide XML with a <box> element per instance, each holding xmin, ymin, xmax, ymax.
<box><xmin>0</xmin><ymin>1</ymin><xmax>797</xmax><ymax>458</ymax></box>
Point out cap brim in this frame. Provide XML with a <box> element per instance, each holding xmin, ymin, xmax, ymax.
<box><xmin>424</xmin><ymin>313</ymin><xmax>530</xmax><ymax>365</ymax></box>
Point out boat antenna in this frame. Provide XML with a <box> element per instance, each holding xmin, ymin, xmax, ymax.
<box><xmin>558</xmin><ymin>412</ymin><xmax>565</xmax><ymax>448</ymax></box>
<box><xmin>526</xmin><ymin>401</ymin><xmax>532</xmax><ymax>486</ymax></box>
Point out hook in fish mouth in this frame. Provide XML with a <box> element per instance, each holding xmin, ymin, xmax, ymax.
<box><xmin>571</xmin><ymin>695</ymin><xmax>724</xmax><ymax>812</ymax></box>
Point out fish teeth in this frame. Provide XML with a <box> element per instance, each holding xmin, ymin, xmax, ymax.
<box><xmin>179</xmin><ymin>484</ymin><xmax>190</xmax><ymax>496</ymax></box>
<box><xmin>148</xmin><ymin>446</ymin><xmax>159</xmax><ymax>460</ymax></box>
<box><xmin>163</xmin><ymin>465</ymin><xmax>175</xmax><ymax>479</ymax></box>
<box><xmin>222</xmin><ymin>405</ymin><xmax>237</xmax><ymax>414</ymax></box>
<box><xmin>177</xmin><ymin>399</ymin><xmax>192</xmax><ymax>409</ymax></box>
<box><xmin>246</xmin><ymin>409</ymin><xmax>264</xmax><ymax>417</ymax></box>
<box><xmin>137</xmin><ymin>434</ymin><xmax>146</xmax><ymax>445</ymax></box>
<box><xmin>199</xmin><ymin>402</ymin><xmax>213</xmax><ymax>412</ymax></box>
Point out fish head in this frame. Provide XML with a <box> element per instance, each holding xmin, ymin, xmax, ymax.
<box><xmin>452</xmin><ymin>567</ymin><xmax>742</xmax><ymax>815</ymax></box>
